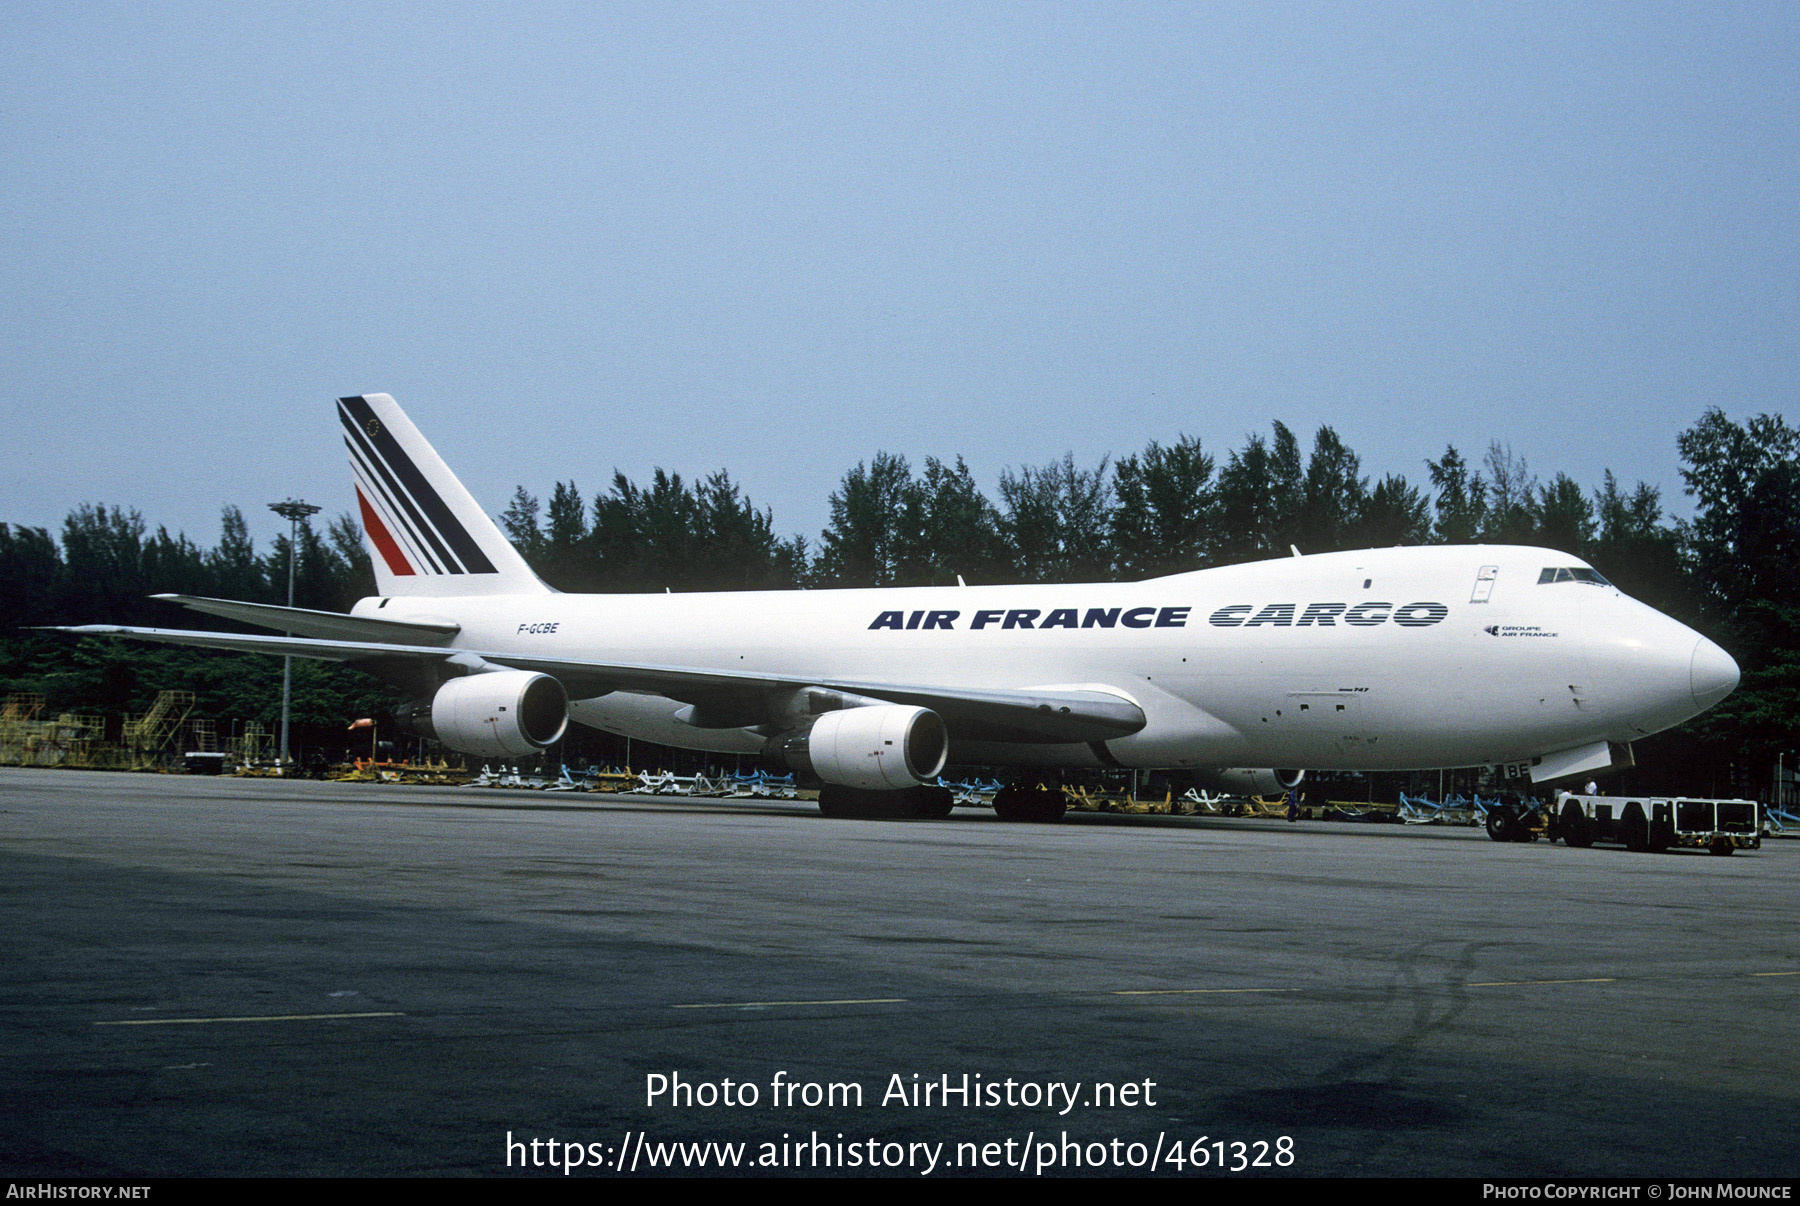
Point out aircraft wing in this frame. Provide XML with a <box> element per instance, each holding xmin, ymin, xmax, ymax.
<box><xmin>148</xmin><ymin>594</ymin><xmax>461</xmax><ymax>644</ymax></box>
<box><xmin>48</xmin><ymin>625</ymin><xmax>1145</xmax><ymax>744</ymax></box>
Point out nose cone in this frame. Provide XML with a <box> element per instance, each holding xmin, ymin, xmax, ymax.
<box><xmin>1690</xmin><ymin>637</ymin><xmax>1739</xmax><ymax>712</ymax></box>
<box><xmin>1579</xmin><ymin>592</ymin><xmax>1738</xmax><ymax>736</ymax></box>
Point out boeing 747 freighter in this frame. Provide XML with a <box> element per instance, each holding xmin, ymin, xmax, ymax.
<box><xmin>57</xmin><ymin>394</ymin><xmax>1739</xmax><ymax>820</ymax></box>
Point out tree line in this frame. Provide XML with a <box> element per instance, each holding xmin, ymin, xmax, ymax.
<box><xmin>2</xmin><ymin>411</ymin><xmax>1793</xmax><ymax>793</ymax></box>
<box><xmin>499</xmin><ymin>425</ymin><xmax>1680</xmax><ymax>599</ymax></box>
<box><xmin>0</xmin><ymin>506</ymin><xmax>385</xmax><ymax>745</ymax></box>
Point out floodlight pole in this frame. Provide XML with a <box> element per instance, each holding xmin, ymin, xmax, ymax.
<box><xmin>269</xmin><ymin>499</ymin><xmax>322</xmax><ymax>769</ymax></box>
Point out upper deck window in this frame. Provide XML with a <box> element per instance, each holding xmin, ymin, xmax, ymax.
<box><xmin>1537</xmin><ymin>566</ymin><xmax>1612</xmax><ymax>586</ymax></box>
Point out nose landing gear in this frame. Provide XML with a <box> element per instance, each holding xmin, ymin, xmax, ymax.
<box><xmin>1484</xmin><ymin>806</ymin><xmax>1533</xmax><ymax>842</ymax></box>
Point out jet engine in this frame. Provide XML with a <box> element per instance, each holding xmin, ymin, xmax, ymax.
<box><xmin>768</xmin><ymin>704</ymin><xmax>949</xmax><ymax>790</ymax></box>
<box><xmin>414</xmin><ymin>670</ymin><xmax>569</xmax><ymax>757</ymax></box>
<box><xmin>1190</xmin><ymin>767</ymin><xmax>1306</xmax><ymax>796</ymax></box>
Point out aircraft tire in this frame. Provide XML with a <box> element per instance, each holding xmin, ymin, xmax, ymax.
<box><xmin>817</xmin><ymin>785</ymin><xmax>850</xmax><ymax>818</ymax></box>
<box><xmin>993</xmin><ymin>785</ymin><xmax>1028</xmax><ymax>821</ymax></box>
<box><xmin>1484</xmin><ymin>808</ymin><xmax>1515</xmax><ymax>843</ymax></box>
<box><xmin>818</xmin><ymin>784</ymin><xmax>904</xmax><ymax>819</ymax></box>
<box><xmin>994</xmin><ymin>783</ymin><xmax>1065</xmax><ymax>822</ymax></box>
<box><xmin>993</xmin><ymin>784</ymin><xmax>1058</xmax><ymax>820</ymax></box>
<box><xmin>906</xmin><ymin>785</ymin><xmax>955</xmax><ymax>819</ymax></box>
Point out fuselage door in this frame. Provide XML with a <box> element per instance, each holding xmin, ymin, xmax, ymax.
<box><xmin>1471</xmin><ymin>565</ymin><xmax>1499</xmax><ymax>604</ymax></box>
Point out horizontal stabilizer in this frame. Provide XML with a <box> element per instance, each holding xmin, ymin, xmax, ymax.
<box><xmin>150</xmin><ymin>594</ymin><xmax>460</xmax><ymax>644</ymax></box>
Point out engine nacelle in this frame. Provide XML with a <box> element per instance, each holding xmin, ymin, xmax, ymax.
<box><xmin>419</xmin><ymin>670</ymin><xmax>568</xmax><ymax>757</ymax></box>
<box><xmin>769</xmin><ymin>704</ymin><xmax>949</xmax><ymax>790</ymax></box>
<box><xmin>1190</xmin><ymin>767</ymin><xmax>1306</xmax><ymax>796</ymax></box>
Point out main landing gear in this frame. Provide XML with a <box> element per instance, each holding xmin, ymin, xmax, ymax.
<box><xmin>813</xmin><ymin>777</ymin><xmax>1069</xmax><ymax>822</ymax></box>
<box><xmin>817</xmin><ymin>783</ymin><xmax>955</xmax><ymax>820</ymax></box>
<box><xmin>991</xmin><ymin>780</ymin><xmax>1067</xmax><ymax>823</ymax></box>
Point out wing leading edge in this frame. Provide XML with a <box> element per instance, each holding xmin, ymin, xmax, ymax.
<box><xmin>49</xmin><ymin>624</ymin><xmax>1146</xmax><ymax>745</ymax></box>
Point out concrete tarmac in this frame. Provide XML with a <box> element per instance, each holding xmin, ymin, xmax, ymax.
<box><xmin>1</xmin><ymin>767</ymin><xmax>1795</xmax><ymax>1179</ymax></box>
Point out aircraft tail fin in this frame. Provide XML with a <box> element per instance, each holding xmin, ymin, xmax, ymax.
<box><xmin>338</xmin><ymin>393</ymin><xmax>551</xmax><ymax>597</ymax></box>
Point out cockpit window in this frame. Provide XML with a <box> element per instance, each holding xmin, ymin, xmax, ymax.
<box><xmin>1537</xmin><ymin>566</ymin><xmax>1612</xmax><ymax>586</ymax></box>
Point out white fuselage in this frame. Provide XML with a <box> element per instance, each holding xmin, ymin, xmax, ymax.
<box><xmin>353</xmin><ymin>544</ymin><xmax>1735</xmax><ymax>773</ymax></box>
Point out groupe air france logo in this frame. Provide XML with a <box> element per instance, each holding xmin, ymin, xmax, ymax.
<box><xmin>868</xmin><ymin>601</ymin><xmax>1450</xmax><ymax>631</ymax></box>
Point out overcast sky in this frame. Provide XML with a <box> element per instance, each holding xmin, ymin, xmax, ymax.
<box><xmin>2</xmin><ymin>2</ymin><xmax>1795</xmax><ymax>555</ymax></box>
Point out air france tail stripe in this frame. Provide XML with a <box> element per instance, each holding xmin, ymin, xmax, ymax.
<box><xmin>345</xmin><ymin>453</ymin><xmax>441</xmax><ymax>576</ymax></box>
<box><xmin>337</xmin><ymin>396</ymin><xmax>498</xmax><ymax>575</ymax></box>
<box><xmin>340</xmin><ymin>403</ymin><xmax>471</xmax><ymax>579</ymax></box>
<box><xmin>354</xmin><ymin>462</ymin><xmax>440</xmax><ymax>575</ymax></box>
<box><xmin>355</xmin><ymin>485</ymin><xmax>415</xmax><ymax>576</ymax></box>
<box><xmin>339</xmin><ymin>408</ymin><xmax>463</xmax><ymax>574</ymax></box>
<box><xmin>337</xmin><ymin>400</ymin><xmax>460</xmax><ymax>574</ymax></box>
<box><xmin>344</xmin><ymin>436</ymin><xmax>449</xmax><ymax>575</ymax></box>
<box><xmin>344</xmin><ymin>438</ymin><xmax>449</xmax><ymax>575</ymax></box>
